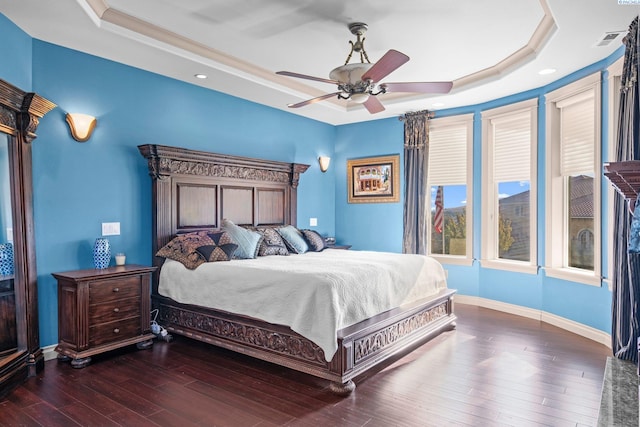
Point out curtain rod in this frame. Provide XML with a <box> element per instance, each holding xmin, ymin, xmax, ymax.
<box><xmin>398</xmin><ymin>110</ymin><xmax>435</xmax><ymax>122</ymax></box>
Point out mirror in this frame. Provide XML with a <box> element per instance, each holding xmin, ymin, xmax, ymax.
<box><xmin>0</xmin><ymin>79</ymin><xmax>55</xmax><ymax>399</ymax></box>
<box><xmin>0</xmin><ymin>132</ymin><xmax>16</xmax><ymax>356</ymax></box>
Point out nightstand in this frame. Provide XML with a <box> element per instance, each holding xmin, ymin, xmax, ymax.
<box><xmin>52</xmin><ymin>265</ymin><xmax>157</xmax><ymax>368</ymax></box>
<box><xmin>327</xmin><ymin>244</ymin><xmax>352</xmax><ymax>250</ymax></box>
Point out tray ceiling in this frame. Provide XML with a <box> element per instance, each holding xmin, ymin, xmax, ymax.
<box><xmin>0</xmin><ymin>0</ymin><xmax>636</xmax><ymax>125</ymax></box>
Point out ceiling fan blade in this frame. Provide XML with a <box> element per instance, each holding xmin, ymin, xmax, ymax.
<box><xmin>381</xmin><ymin>81</ymin><xmax>453</xmax><ymax>94</ymax></box>
<box><xmin>361</xmin><ymin>49</ymin><xmax>410</xmax><ymax>83</ymax></box>
<box><xmin>276</xmin><ymin>71</ymin><xmax>340</xmax><ymax>85</ymax></box>
<box><xmin>363</xmin><ymin>96</ymin><xmax>385</xmax><ymax>114</ymax></box>
<box><xmin>287</xmin><ymin>92</ymin><xmax>342</xmax><ymax>108</ymax></box>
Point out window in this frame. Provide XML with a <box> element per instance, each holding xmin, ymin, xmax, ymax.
<box><xmin>481</xmin><ymin>99</ymin><xmax>538</xmax><ymax>273</ymax></box>
<box><xmin>545</xmin><ymin>73</ymin><xmax>601</xmax><ymax>286</ymax></box>
<box><xmin>427</xmin><ymin>114</ymin><xmax>473</xmax><ymax>265</ymax></box>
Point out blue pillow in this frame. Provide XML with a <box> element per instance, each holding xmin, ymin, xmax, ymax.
<box><xmin>277</xmin><ymin>225</ymin><xmax>308</xmax><ymax>254</ymax></box>
<box><xmin>221</xmin><ymin>219</ymin><xmax>263</xmax><ymax>259</ymax></box>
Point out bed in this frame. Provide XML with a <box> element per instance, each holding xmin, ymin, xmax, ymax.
<box><xmin>138</xmin><ymin>144</ymin><xmax>456</xmax><ymax>394</ymax></box>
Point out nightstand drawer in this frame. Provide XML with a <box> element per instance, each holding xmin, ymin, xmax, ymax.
<box><xmin>89</xmin><ymin>276</ymin><xmax>141</xmax><ymax>303</ymax></box>
<box><xmin>89</xmin><ymin>317</ymin><xmax>141</xmax><ymax>347</ymax></box>
<box><xmin>89</xmin><ymin>298</ymin><xmax>140</xmax><ymax>325</ymax></box>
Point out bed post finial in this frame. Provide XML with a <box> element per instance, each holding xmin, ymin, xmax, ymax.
<box><xmin>139</xmin><ymin>144</ymin><xmax>169</xmax><ymax>181</ymax></box>
<box><xmin>291</xmin><ymin>163</ymin><xmax>310</xmax><ymax>189</ymax></box>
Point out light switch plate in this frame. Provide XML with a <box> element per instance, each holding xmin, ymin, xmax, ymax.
<box><xmin>102</xmin><ymin>222</ymin><xmax>120</xmax><ymax>236</ymax></box>
<box><xmin>309</xmin><ymin>218</ymin><xmax>318</xmax><ymax>226</ymax></box>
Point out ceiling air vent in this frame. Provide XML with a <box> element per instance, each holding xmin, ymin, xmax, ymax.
<box><xmin>594</xmin><ymin>31</ymin><xmax>624</xmax><ymax>47</ymax></box>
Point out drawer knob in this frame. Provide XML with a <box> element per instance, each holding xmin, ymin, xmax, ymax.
<box><xmin>113</xmin><ymin>307</ymin><xmax>120</xmax><ymax>313</ymax></box>
<box><xmin>112</xmin><ymin>287</ymin><xmax>119</xmax><ymax>293</ymax></box>
<box><xmin>113</xmin><ymin>328</ymin><xmax>120</xmax><ymax>334</ymax></box>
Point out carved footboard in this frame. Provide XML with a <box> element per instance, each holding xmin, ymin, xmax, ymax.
<box><xmin>154</xmin><ymin>288</ymin><xmax>456</xmax><ymax>394</ymax></box>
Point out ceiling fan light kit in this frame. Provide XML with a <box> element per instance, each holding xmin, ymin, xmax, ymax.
<box><xmin>276</xmin><ymin>22</ymin><xmax>453</xmax><ymax>114</ymax></box>
<box><xmin>349</xmin><ymin>93</ymin><xmax>370</xmax><ymax>104</ymax></box>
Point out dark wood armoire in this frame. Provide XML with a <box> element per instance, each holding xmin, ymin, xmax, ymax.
<box><xmin>0</xmin><ymin>79</ymin><xmax>55</xmax><ymax>398</ymax></box>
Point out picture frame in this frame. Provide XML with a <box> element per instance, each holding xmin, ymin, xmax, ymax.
<box><xmin>347</xmin><ymin>154</ymin><xmax>400</xmax><ymax>203</ymax></box>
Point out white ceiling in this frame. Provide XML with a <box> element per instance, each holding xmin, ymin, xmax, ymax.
<box><xmin>0</xmin><ymin>0</ymin><xmax>637</xmax><ymax>125</ymax></box>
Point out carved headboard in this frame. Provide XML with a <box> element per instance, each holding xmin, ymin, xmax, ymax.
<box><xmin>138</xmin><ymin>144</ymin><xmax>309</xmax><ymax>283</ymax></box>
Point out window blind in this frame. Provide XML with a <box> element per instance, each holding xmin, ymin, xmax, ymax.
<box><xmin>492</xmin><ymin>111</ymin><xmax>531</xmax><ymax>182</ymax></box>
<box><xmin>428</xmin><ymin>124</ymin><xmax>467</xmax><ymax>185</ymax></box>
<box><xmin>558</xmin><ymin>90</ymin><xmax>595</xmax><ymax>176</ymax></box>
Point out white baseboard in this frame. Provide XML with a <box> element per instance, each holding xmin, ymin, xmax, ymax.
<box><xmin>454</xmin><ymin>294</ymin><xmax>612</xmax><ymax>349</ymax></box>
<box><xmin>42</xmin><ymin>344</ymin><xmax>58</xmax><ymax>361</ymax></box>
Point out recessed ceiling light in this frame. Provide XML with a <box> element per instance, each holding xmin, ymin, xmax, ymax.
<box><xmin>538</xmin><ymin>68</ymin><xmax>556</xmax><ymax>75</ymax></box>
<box><xmin>194</xmin><ymin>74</ymin><xmax>208</xmax><ymax>79</ymax></box>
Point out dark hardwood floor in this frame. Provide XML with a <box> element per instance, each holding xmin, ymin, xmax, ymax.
<box><xmin>0</xmin><ymin>304</ymin><xmax>612</xmax><ymax>426</ymax></box>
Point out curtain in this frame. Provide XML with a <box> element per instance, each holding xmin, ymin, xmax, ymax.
<box><xmin>612</xmin><ymin>16</ymin><xmax>640</xmax><ymax>363</ymax></box>
<box><xmin>400</xmin><ymin>110</ymin><xmax>432</xmax><ymax>254</ymax></box>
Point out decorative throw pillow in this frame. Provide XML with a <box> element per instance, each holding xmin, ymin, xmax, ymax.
<box><xmin>156</xmin><ymin>231</ymin><xmax>212</xmax><ymax>269</ymax></box>
<box><xmin>195</xmin><ymin>231</ymin><xmax>238</xmax><ymax>262</ymax></box>
<box><xmin>301</xmin><ymin>229</ymin><xmax>327</xmax><ymax>252</ymax></box>
<box><xmin>256</xmin><ymin>227</ymin><xmax>289</xmax><ymax>256</ymax></box>
<box><xmin>221</xmin><ymin>218</ymin><xmax>263</xmax><ymax>259</ymax></box>
<box><xmin>277</xmin><ymin>225</ymin><xmax>308</xmax><ymax>254</ymax></box>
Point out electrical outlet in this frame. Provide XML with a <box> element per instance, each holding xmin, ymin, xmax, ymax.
<box><xmin>102</xmin><ymin>222</ymin><xmax>120</xmax><ymax>236</ymax></box>
<box><xmin>309</xmin><ymin>218</ymin><xmax>318</xmax><ymax>226</ymax></box>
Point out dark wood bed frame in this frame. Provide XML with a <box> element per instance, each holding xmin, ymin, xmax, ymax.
<box><xmin>138</xmin><ymin>144</ymin><xmax>457</xmax><ymax>395</ymax></box>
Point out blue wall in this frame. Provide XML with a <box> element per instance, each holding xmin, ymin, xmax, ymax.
<box><xmin>0</xmin><ymin>13</ymin><xmax>623</xmax><ymax>347</ymax></box>
<box><xmin>0</xmin><ymin>13</ymin><xmax>32</xmax><ymax>90</ymax></box>
<box><xmin>334</xmin><ymin>117</ymin><xmax>404</xmax><ymax>251</ymax></box>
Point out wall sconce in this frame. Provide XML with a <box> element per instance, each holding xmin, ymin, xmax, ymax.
<box><xmin>66</xmin><ymin>113</ymin><xmax>97</xmax><ymax>142</ymax></box>
<box><xmin>318</xmin><ymin>156</ymin><xmax>331</xmax><ymax>173</ymax></box>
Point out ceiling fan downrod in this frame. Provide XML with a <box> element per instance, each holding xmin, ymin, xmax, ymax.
<box><xmin>344</xmin><ymin>22</ymin><xmax>371</xmax><ymax>65</ymax></box>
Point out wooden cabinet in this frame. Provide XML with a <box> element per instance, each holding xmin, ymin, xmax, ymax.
<box><xmin>0</xmin><ymin>80</ymin><xmax>55</xmax><ymax>399</ymax></box>
<box><xmin>604</xmin><ymin>160</ymin><xmax>640</xmax><ymax>205</ymax></box>
<box><xmin>0</xmin><ymin>276</ymin><xmax>17</xmax><ymax>356</ymax></box>
<box><xmin>52</xmin><ymin>265</ymin><xmax>156</xmax><ymax>368</ymax></box>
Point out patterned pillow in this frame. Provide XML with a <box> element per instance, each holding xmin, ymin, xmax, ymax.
<box><xmin>256</xmin><ymin>227</ymin><xmax>289</xmax><ymax>256</ymax></box>
<box><xmin>156</xmin><ymin>231</ymin><xmax>212</xmax><ymax>269</ymax></box>
<box><xmin>301</xmin><ymin>229</ymin><xmax>327</xmax><ymax>252</ymax></box>
<box><xmin>195</xmin><ymin>231</ymin><xmax>238</xmax><ymax>262</ymax></box>
<box><xmin>277</xmin><ymin>225</ymin><xmax>308</xmax><ymax>254</ymax></box>
<box><xmin>221</xmin><ymin>218</ymin><xmax>263</xmax><ymax>259</ymax></box>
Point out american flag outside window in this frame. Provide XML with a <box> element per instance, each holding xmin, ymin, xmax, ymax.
<box><xmin>434</xmin><ymin>185</ymin><xmax>444</xmax><ymax>234</ymax></box>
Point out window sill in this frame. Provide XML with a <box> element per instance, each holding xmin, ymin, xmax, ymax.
<box><xmin>544</xmin><ymin>267</ymin><xmax>602</xmax><ymax>287</ymax></box>
<box><xmin>480</xmin><ymin>259</ymin><xmax>538</xmax><ymax>275</ymax></box>
<box><xmin>431</xmin><ymin>255</ymin><xmax>474</xmax><ymax>267</ymax></box>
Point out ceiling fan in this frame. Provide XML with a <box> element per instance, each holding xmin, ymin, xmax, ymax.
<box><xmin>276</xmin><ymin>22</ymin><xmax>453</xmax><ymax>114</ymax></box>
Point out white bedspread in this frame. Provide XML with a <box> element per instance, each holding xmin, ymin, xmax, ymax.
<box><xmin>159</xmin><ymin>249</ymin><xmax>447</xmax><ymax>361</ymax></box>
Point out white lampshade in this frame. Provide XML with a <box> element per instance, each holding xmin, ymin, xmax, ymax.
<box><xmin>318</xmin><ymin>156</ymin><xmax>331</xmax><ymax>172</ymax></box>
<box><xmin>66</xmin><ymin>113</ymin><xmax>97</xmax><ymax>142</ymax></box>
<box><xmin>350</xmin><ymin>93</ymin><xmax>370</xmax><ymax>104</ymax></box>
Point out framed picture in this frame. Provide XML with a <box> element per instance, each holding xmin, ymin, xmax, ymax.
<box><xmin>347</xmin><ymin>154</ymin><xmax>400</xmax><ymax>203</ymax></box>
